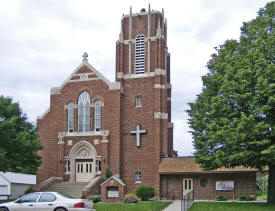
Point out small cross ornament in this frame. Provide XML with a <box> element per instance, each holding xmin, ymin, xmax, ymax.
<box><xmin>82</xmin><ymin>52</ymin><xmax>88</xmax><ymax>62</ymax></box>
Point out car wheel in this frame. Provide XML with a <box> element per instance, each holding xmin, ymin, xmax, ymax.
<box><xmin>0</xmin><ymin>207</ymin><xmax>9</xmax><ymax>211</ymax></box>
<box><xmin>55</xmin><ymin>208</ymin><xmax>67</xmax><ymax>211</ymax></box>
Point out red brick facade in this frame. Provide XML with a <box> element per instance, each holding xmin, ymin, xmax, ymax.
<box><xmin>160</xmin><ymin>173</ymin><xmax>257</xmax><ymax>200</ymax></box>
<box><xmin>37</xmin><ymin>8</ymin><xmax>172</xmax><ymax>197</ymax></box>
<box><xmin>100</xmin><ymin>176</ymin><xmax>125</xmax><ymax>203</ymax></box>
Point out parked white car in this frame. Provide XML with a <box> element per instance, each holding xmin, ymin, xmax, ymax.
<box><xmin>0</xmin><ymin>192</ymin><xmax>95</xmax><ymax>211</ymax></box>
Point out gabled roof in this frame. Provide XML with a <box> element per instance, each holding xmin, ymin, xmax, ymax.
<box><xmin>100</xmin><ymin>175</ymin><xmax>125</xmax><ymax>186</ymax></box>
<box><xmin>37</xmin><ymin>60</ymin><xmax>121</xmax><ymax>120</ymax></box>
<box><xmin>0</xmin><ymin>172</ymin><xmax>36</xmax><ymax>185</ymax></box>
<box><xmin>159</xmin><ymin>157</ymin><xmax>259</xmax><ymax>174</ymax></box>
<box><xmin>51</xmin><ymin>60</ymin><xmax>121</xmax><ymax>94</ymax></box>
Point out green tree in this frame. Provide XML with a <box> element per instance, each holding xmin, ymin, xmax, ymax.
<box><xmin>187</xmin><ymin>2</ymin><xmax>275</xmax><ymax>204</ymax></box>
<box><xmin>0</xmin><ymin>96</ymin><xmax>42</xmax><ymax>174</ymax></box>
<box><xmin>104</xmin><ymin>165</ymin><xmax>112</xmax><ymax>179</ymax></box>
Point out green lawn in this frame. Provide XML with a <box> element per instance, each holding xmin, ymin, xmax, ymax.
<box><xmin>257</xmin><ymin>193</ymin><xmax>267</xmax><ymax>200</ymax></box>
<box><xmin>188</xmin><ymin>202</ymin><xmax>275</xmax><ymax>211</ymax></box>
<box><xmin>93</xmin><ymin>201</ymin><xmax>172</xmax><ymax>211</ymax></box>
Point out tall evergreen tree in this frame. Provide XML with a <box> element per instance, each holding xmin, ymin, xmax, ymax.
<box><xmin>0</xmin><ymin>96</ymin><xmax>42</xmax><ymax>174</ymax></box>
<box><xmin>187</xmin><ymin>2</ymin><xmax>275</xmax><ymax>203</ymax></box>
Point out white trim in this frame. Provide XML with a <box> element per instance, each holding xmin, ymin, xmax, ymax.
<box><xmin>109</xmin><ymin>82</ymin><xmax>121</xmax><ymax>90</ymax></box>
<box><xmin>100</xmin><ymin>176</ymin><xmax>125</xmax><ymax>186</ymax></box>
<box><xmin>64</xmin><ymin>130</ymin><xmax>109</xmax><ymax>137</ymax></box>
<box><xmin>116</xmin><ymin>69</ymin><xmax>166</xmax><ymax>79</ymax></box>
<box><xmin>155</xmin><ymin>68</ymin><xmax>166</xmax><ymax>75</ymax></box>
<box><xmin>68</xmin><ymin>77</ymin><xmax>100</xmax><ymax>83</ymax></box>
<box><xmin>50</xmin><ymin>87</ymin><xmax>60</xmax><ymax>95</ymax></box>
<box><xmin>74</xmin><ymin>72</ymin><xmax>96</xmax><ymax>76</ymax></box>
<box><xmin>123</xmin><ymin>35</ymin><xmax>162</xmax><ymax>44</ymax></box>
<box><xmin>154</xmin><ymin>112</ymin><xmax>168</xmax><ymax>120</ymax></box>
<box><xmin>168</xmin><ymin>122</ymin><xmax>174</xmax><ymax>128</ymax></box>
<box><xmin>154</xmin><ymin>84</ymin><xmax>166</xmax><ymax>89</ymax></box>
<box><xmin>101</xmin><ymin>139</ymin><xmax>109</xmax><ymax>143</ymax></box>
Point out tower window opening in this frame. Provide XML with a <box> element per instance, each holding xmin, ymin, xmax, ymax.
<box><xmin>135</xmin><ymin>33</ymin><xmax>145</xmax><ymax>74</ymax></box>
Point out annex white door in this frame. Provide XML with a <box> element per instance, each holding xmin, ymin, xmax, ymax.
<box><xmin>183</xmin><ymin>178</ymin><xmax>193</xmax><ymax>196</ymax></box>
<box><xmin>75</xmin><ymin>160</ymin><xmax>94</xmax><ymax>182</ymax></box>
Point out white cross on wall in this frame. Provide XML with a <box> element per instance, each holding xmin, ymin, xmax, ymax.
<box><xmin>130</xmin><ymin>125</ymin><xmax>147</xmax><ymax>147</ymax></box>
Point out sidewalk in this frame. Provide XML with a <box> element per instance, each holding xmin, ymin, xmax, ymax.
<box><xmin>163</xmin><ymin>200</ymin><xmax>181</xmax><ymax>211</ymax></box>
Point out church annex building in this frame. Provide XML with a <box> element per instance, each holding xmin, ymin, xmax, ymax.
<box><xmin>36</xmin><ymin>7</ymin><xmax>259</xmax><ymax>202</ymax></box>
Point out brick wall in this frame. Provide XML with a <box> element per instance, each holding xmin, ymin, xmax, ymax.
<box><xmin>161</xmin><ymin>172</ymin><xmax>256</xmax><ymax>200</ymax></box>
<box><xmin>37</xmin><ymin>65</ymin><xmax>122</xmax><ymax>184</ymax></box>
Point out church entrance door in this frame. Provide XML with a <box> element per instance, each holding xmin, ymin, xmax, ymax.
<box><xmin>183</xmin><ymin>178</ymin><xmax>193</xmax><ymax>196</ymax></box>
<box><xmin>75</xmin><ymin>159</ymin><xmax>94</xmax><ymax>182</ymax></box>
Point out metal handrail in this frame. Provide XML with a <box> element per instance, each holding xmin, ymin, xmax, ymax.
<box><xmin>181</xmin><ymin>190</ymin><xmax>194</xmax><ymax>211</ymax></box>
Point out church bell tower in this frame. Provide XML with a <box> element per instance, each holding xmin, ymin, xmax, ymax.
<box><xmin>115</xmin><ymin>5</ymin><xmax>173</xmax><ymax>195</ymax></box>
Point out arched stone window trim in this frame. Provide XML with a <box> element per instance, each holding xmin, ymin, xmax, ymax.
<box><xmin>69</xmin><ymin>141</ymin><xmax>97</xmax><ymax>182</ymax></box>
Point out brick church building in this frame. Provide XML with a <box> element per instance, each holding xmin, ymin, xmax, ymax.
<box><xmin>36</xmin><ymin>6</ymin><xmax>258</xmax><ymax>201</ymax></box>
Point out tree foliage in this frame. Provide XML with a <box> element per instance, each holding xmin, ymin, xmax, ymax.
<box><xmin>187</xmin><ymin>2</ymin><xmax>275</xmax><ymax>203</ymax></box>
<box><xmin>0</xmin><ymin>96</ymin><xmax>42</xmax><ymax>174</ymax></box>
<box><xmin>104</xmin><ymin>165</ymin><xmax>112</xmax><ymax>179</ymax></box>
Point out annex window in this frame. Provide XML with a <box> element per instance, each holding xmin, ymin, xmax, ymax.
<box><xmin>94</xmin><ymin>100</ymin><xmax>101</xmax><ymax>131</ymax></box>
<box><xmin>135</xmin><ymin>171</ymin><xmax>142</xmax><ymax>184</ymax></box>
<box><xmin>67</xmin><ymin>102</ymin><xmax>74</xmax><ymax>133</ymax></box>
<box><xmin>200</xmin><ymin>178</ymin><xmax>208</xmax><ymax>188</ymax></box>
<box><xmin>78</xmin><ymin>91</ymin><xmax>90</xmax><ymax>132</ymax></box>
<box><xmin>134</xmin><ymin>33</ymin><xmax>145</xmax><ymax>74</ymax></box>
<box><xmin>135</xmin><ymin>96</ymin><xmax>142</xmax><ymax>107</ymax></box>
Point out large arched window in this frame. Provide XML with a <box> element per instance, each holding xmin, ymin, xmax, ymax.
<box><xmin>134</xmin><ymin>33</ymin><xmax>145</xmax><ymax>74</ymax></box>
<box><xmin>78</xmin><ymin>91</ymin><xmax>90</xmax><ymax>132</ymax></box>
<box><xmin>94</xmin><ymin>100</ymin><xmax>101</xmax><ymax>131</ymax></box>
<box><xmin>68</xmin><ymin>102</ymin><xmax>74</xmax><ymax>133</ymax></box>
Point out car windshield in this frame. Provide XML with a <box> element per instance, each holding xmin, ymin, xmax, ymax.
<box><xmin>56</xmin><ymin>192</ymin><xmax>74</xmax><ymax>199</ymax></box>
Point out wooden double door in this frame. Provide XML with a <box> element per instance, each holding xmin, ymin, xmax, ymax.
<box><xmin>75</xmin><ymin>159</ymin><xmax>94</xmax><ymax>182</ymax></box>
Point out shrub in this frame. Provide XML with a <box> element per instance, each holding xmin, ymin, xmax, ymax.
<box><xmin>104</xmin><ymin>165</ymin><xmax>112</xmax><ymax>179</ymax></box>
<box><xmin>215</xmin><ymin>195</ymin><xmax>227</xmax><ymax>201</ymax></box>
<box><xmin>93</xmin><ymin>195</ymin><xmax>101</xmax><ymax>203</ymax></box>
<box><xmin>136</xmin><ymin>185</ymin><xmax>155</xmax><ymax>201</ymax></box>
<box><xmin>237</xmin><ymin>195</ymin><xmax>255</xmax><ymax>201</ymax></box>
<box><xmin>24</xmin><ymin>185</ymin><xmax>34</xmax><ymax>194</ymax></box>
<box><xmin>124</xmin><ymin>193</ymin><xmax>139</xmax><ymax>203</ymax></box>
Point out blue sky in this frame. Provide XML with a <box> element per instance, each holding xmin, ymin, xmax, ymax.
<box><xmin>0</xmin><ymin>0</ymin><xmax>271</xmax><ymax>155</ymax></box>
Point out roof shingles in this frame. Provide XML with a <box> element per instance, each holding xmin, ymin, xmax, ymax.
<box><xmin>159</xmin><ymin>157</ymin><xmax>258</xmax><ymax>174</ymax></box>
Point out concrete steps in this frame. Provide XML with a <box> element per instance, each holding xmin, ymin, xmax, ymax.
<box><xmin>47</xmin><ymin>182</ymin><xmax>87</xmax><ymax>198</ymax></box>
